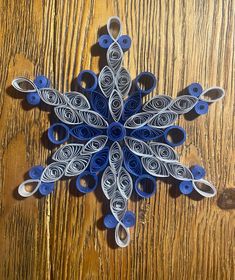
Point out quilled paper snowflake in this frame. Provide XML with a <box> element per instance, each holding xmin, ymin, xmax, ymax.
<box><xmin>12</xmin><ymin>17</ymin><xmax>225</xmax><ymax>247</ymax></box>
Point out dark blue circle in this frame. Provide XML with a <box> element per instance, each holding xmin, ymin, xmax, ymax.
<box><xmin>107</xmin><ymin>122</ymin><xmax>126</xmax><ymax>141</ymax></box>
<box><xmin>190</xmin><ymin>165</ymin><xmax>206</xmax><ymax>180</ymax></box>
<box><xmin>135</xmin><ymin>174</ymin><xmax>157</xmax><ymax>198</ymax></box>
<box><xmin>134</xmin><ymin>72</ymin><xmax>157</xmax><ymax>96</ymax></box>
<box><xmin>187</xmin><ymin>83</ymin><xmax>203</xmax><ymax>97</ymax></box>
<box><xmin>39</xmin><ymin>182</ymin><xmax>54</xmax><ymax>196</ymax></box>
<box><xmin>117</xmin><ymin>35</ymin><xmax>131</xmax><ymax>51</ymax></box>
<box><xmin>122</xmin><ymin>211</ymin><xmax>136</xmax><ymax>227</ymax></box>
<box><xmin>26</xmin><ymin>92</ymin><xmax>41</xmax><ymax>105</ymax></box>
<box><xmin>29</xmin><ymin>165</ymin><xmax>44</xmax><ymax>179</ymax></box>
<box><xmin>164</xmin><ymin>125</ymin><xmax>186</xmax><ymax>147</ymax></box>
<box><xmin>48</xmin><ymin>123</ymin><xmax>70</xmax><ymax>144</ymax></box>
<box><xmin>76</xmin><ymin>171</ymin><xmax>98</xmax><ymax>194</ymax></box>
<box><xmin>34</xmin><ymin>75</ymin><xmax>50</xmax><ymax>89</ymax></box>
<box><xmin>194</xmin><ymin>101</ymin><xmax>209</xmax><ymax>115</ymax></box>
<box><xmin>179</xmin><ymin>181</ymin><xmax>193</xmax><ymax>195</ymax></box>
<box><xmin>104</xmin><ymin>214</ymin><xmax>118</xmax><ymax>229</ymax></box>
<box><xmin>98</xmin><ymin>34</ymin><xmax>113</xmax><ymax>49</ymax></box>
<box><xmin>77</xmin><ymin>70</ymin><xmax>98</xmax><ymax>93</ymax></box>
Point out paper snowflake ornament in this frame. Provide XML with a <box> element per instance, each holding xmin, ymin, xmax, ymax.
<box><xmin>12</xmin><ymin>17</ymin><xmax>225</xmax><ymax>248</ymax></box>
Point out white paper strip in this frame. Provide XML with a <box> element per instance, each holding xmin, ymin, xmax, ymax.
<box><xmin>141</xmin><ymin>156</ymin><xmax>169</xmax><ymax>177</ymax></box>
<box><xmin>115</xmin><ymin>67</ymin><xmax>132</xmax><ymax>98</ymax></box>
<box><xmin>109</xmin><ymin>142</ymin><xmax>123</xmax><ymax>174</ymax></box>
<box><xmin>199</xmin><ymin>87</ymin><xmax>225</xmax><ymax>103</ymax></box>
<box><xmin>98</xmin><ymin>66</ymin><xmax>115</xmax><ymax>98</ymax></box>
<box><xmin>101</xmin><ymin>166</ymin><xmax>117</xmax><ymax>199</ymax></box>
<box><xmin>148</xmin><ymin>111</ymin><xmax>178</xmax><ymax>128</ymax></box>
<box><xmin>117</xmin><ymin>167</ymin><xmax>133</xmax><ymax>199</ymax></box>
<box><xmin>81</xmin><ymin>135</ymin><xmax>108</xmax><ymax>155</ymax></box>
<box><xmin>107</xmin><ymin>42</ymin><xmax>123</xmax><ymax>73</ymax></box>
<box><xmin>54</xmin><ymin>105</ymin><xmax>82</xmax><ymax>125</ymax></box>
<box><xmin>79</xmin><ymin>110</ymin><xmax>109</xmax><ymax>128</ymax></box>
<box><xmin>124</xmin><ymin>112</ymin><xmax>154</xmax><ymax>129</ymax></box>
<box><xmin>143</xmin><ymin>95</ymin><xmax>172</xmax><ymax>112</ymax></box>
<box><xmin>115</xmin><ymin>222</ymin><xmax>130</xmax><ymax>248</ymax></box>
<box><xmin>166</xmin><ymin>162</ymin><xmax>193</xmax><ymax>181</ymax></box>
<box><xmin>18</xmin><ymin>179</ymin><xmax>40</xmax><ymax>197</ymax></box>
<box><xmin>110</xmin><ymin>190</ymin><xmax>127</xmax><ymax>221</ymax></box>
<box><xmin>109</xmin><ymin>89</ymin><xmax>123</xmax><ymax>122</ymax></box>
<box><xmin>65</xmin><ymin>155</ymin><xmax>91</xmax><ymax>177</ymax></box>
<box><xmin>38</xmin><ymin>88</ymin><xmax>67</xmax><ymax>106</ymax></box>
<box><xmin>169</xmin><ymin>95</ymin><xmax>198</xmax><ymax>114</ymax></box>
<box><xmin>150</xmin><ymin>142</ymin><xmax>178</xmax><ymax>162</ymax></box>
<box><xmin>124</xmin><ymin>137</ymin><xmax>153</xmax><ymax>157</ymax></box>
<box><xmin>52</xmin><ymin>144</ymin><xmax>83</xmax><ymax>162</ymax></box>
<box><xmin>65</xmin><ymin>92</ymin><xmax>90</xmax><ymax>110</ymax></box>
<box><xmin>41</xmin><ymin>162</ymin><xmax>67</xmax><ymax>183</ymax></box>
<box><xmin>12</xmin><ymin>77</ymin><xmax>37</xmax><ymax>93</ymax></box>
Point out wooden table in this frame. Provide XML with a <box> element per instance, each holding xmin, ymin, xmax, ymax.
<box><xmin>0</xmin><ymin>0</ymin><xmax>234</xmax><ymax>279</ymax></box>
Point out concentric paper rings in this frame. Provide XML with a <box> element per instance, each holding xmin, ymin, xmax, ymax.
<box><xmin>134</xmin><ymin>174</ymin><xmax>157</xmax><ymax>198</ymax></box>
<box><xmin>77</xmin><ymin>70</ymin><xmax>98</xmax><ymax>93</ymax></box>
<box><xmin>48</xmin><ymin>123</ymin><xmax>70</xmax><ymax>144</ymax></box>
<box><xmin>76</xmin><ymin>171</ymin><xmax>98</xmax><ymax>193</ymax></box>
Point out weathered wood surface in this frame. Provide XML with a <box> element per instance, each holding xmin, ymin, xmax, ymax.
<box><xmin>0</xmin><ymin>0</ymin><xmax>234</xmax><ymax>279</ymax></box>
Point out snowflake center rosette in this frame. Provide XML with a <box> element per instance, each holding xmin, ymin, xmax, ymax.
<box><xmin>12</xmin><ymin>16</ymin><xmax>225</xmax><ymax>248</ymax></box>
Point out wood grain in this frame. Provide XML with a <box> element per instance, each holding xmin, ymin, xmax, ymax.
<box><xmin>0</xmin><ymin>0</ymin><xmax>234</xmax><ymax>279</ymax></box>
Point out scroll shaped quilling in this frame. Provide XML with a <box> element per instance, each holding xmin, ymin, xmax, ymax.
<box><xmin>109</xmin><ymin>90</ymin><xmax>123</xmax><ymax>122</ymax></box>
<box><xmin>199</xmin><ymin>87</ymin><xmax>225</xmax><ymax>103</ymax></box>
<box><xmin>124</xmin><ymin>136</ymin><xmax>153</xmax><ymax>157</ymax></box>
<box><xmin>41</xmin><ymin>162</ymin><xmax>67</xmax><ymax>183</ymax></box>
<box><xmin>107</xmin><ymin>42</ymin><xmax>123</xmax><ymax>73</ymax></box>
<box><xmin>109</xmin><ymin>142</ymin><xmax>123</xmax><ymax>174</ymax></box>
<box><xmin>117</xmin><ymin>167</ymin><xmax>133</xmax><ymax>199</ymax></box>
<box><xmin>18</xmin><ymin>179</ymin><xmax>41</xmax><ymax>197</ymax></box>
<box><xmin>70</xmin><ymin>125</ymin><xmax>103</xmax><ymax>140</ymax></box>
<box><xmin>54</xmin><ymin>105</ymin><xmax>82</xmax><ymax>125</ymax></box>
<box><xmin>169</xmin><ymin>95</ymin><xmax>198</xmax><ymax>114</ymax></box>
<box><xmin>12</xmin><ymin>77</ymin><xmax>37</xmax><ymax>93</ymax></box>
<box><xmin>131</xmin><ymin>126</ymin><xmax>164</xmax><ymax>141</ymax></box>
<box><xmin>124</xmin><ymin>112</ymin><xmax>154</xmax><ymax>129</ymax></box>
<box><xmin>79</xmin><ymin>110</ymin><xmax>109</xmax><ymax>129</ymax></box>
<box><xmin>148</xmin><ymin>110</ymin><xmax>178</xmax><ymax>128</ymax></box>
<box><xmin>101</xmin><ymin>166</ymin><xmax>117</xmax><ymax>199</ymax></box>
<box><xmin>149</xmin><ymin>142</ymin><xmax>179</xmax><ymax>162</ymax></box>
<box><xmin>110</xmin><ymin>190</ymin><xmax>127</xmax><ymax>222</ymax></box>
<box><xmin>166</xmin><ymin>162</ymin><xmax>193</xmax><ymax>181</ymax></box>
<box><xmin>141</xmin><ymin>156</ymin><xmax>169</xmax><ymax>177</ymax></box>
<box><xmin>52</xmin><ymin>144</ymin><xmax>83</xmax><ymax>162</ymax></box>
<box><xmin>143</xmin><ymin>95</ymin><xmax>172</xmax><ymax>112</ymax></box>
<box><xmin>98</xmin><ymin>66</ymin><xmax>115</xmax><ymax>98</ymax></box>
<box><xmin>107</xmin><ymin>16</ymin><xmax>122</xmax><ymax>41</ymax></box>
<box><xmin>115</xmin><ymin>67</ymin><xmax>132</xmax><ymax>98</ymax></box>
<box><xmin>81</xmin><ymin>135</ymin><xmax>108</xmax><ymax>155</ymax></box>
<box><xmin>38</xmin><ymin>89</ymin><xmax>67</xmax><ymax>106</ymax></box>
<box><xmin>64</xmin><ymin>155</ymin><xmax>91</xmax><ymax>177</ymax></box>
<box><xmin>64</xmin><ymin>92</ymin><xmax>90</xmax><ymax>110</ymax></box>
<box><xmin>192</xmin><ymin>179</ymin><xmax>217</xmax><ymax>197</ymax></box>
<box><xmin>115</xmin><ymin>222</ymin><xmax>130</xmax><ymax>248</ymax></box>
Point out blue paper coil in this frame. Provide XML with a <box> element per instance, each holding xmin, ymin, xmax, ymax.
<box><xmin>123</xmin><ymin>146</ymin><xmax>142</xmax><ymax>176</ymax></box>
<box><xmin>34</xmin><ymin>75</ymin><xmax>50</xmax><ymax>89</ymax></box>
<box><xmin>134</xmin><ymin>72</ymin><xmax>157</xmax><ymax>96</ymax></box>
<box><xmin>48</xmin><ymin>123</ymin><xmax>70</xmax><ymax>144</ymax></box>
<box><xmin>26</xmin><ymin>92</ymin><xmax>41</xmax><ymax>105</ymax></box>
<box><xmin>98</xmin><ymin>34</ymin><xmax>113</xmax><ymax>49</ymax></box>
<box><xmin>187</xmin><ymin>83</ymin><xmax>203</xmax><ymax>98</ymax></box>
<box><xmin>117</xmin><ymin>35</ymin><xmax>131</xmax><ymax>51</ymax></box>
<box><xmin>122</xmin><ymin>92</ymin><xmax>142</xmax><ymax>121</ymax></box>
<box><xmin>90</xmin><ymin>147</ymin><xmax>109</xmax><ymax>173</ymax></box>
<box><xmin>163</xmin><ymin>125</ymin><xmax>186</xmax><ymax>147</ymax></box>
<box><xmin>29</xmin><ymin>165</ymin><xmax>44</xmax><ymax>179</ymax></box>
<box><xmin>104</xmin><ymin>211</ymin><xmax>136</xmax><ymax>229</ymax></box>
<box><xmin>107</xmin><ymin>122</ymin><xmax>126</xmax><ymax>141</ymax></box>
<box><xmin>70</xmin><ymin>124</ymin><xmax>103</xmax><ymax>141</ymax></box>
<box><xmin>190</xmin><ymin>165</ymin><xmax>206</xmax><ymax>180</ymax></box>
<box><xmin>39</xmin><ymin>182</ymin><xmax>54</xmax><ymax>196</ymax></box>
<box><xmin>179</xmin><ymin>181</ymin><xmax>193</xmax><ymax>195</ymax></box>
<box><xmin>76</xmin><ymin>171</ymin><xmax>98</xmax><ymax>193</ymax></box>
<box><xmin>90</xmin><ymin>91</ymin><xmax>109</xmax><ymax>119</ymax></box>
<box><xmin>135</xmin><ymin>174</ymin><xmax>157</xmax><ymax>198</ymax></box>
<box><xmin>130</xmin><ymin>126</ymin><xmax>164</xmax><ymax>141</ymax></box>
<box><xmin>77</xmin><ymin>70</ymin><xmax>98</xmax><ymax>93</ymax></box>
<box><xmin>194</xmin><ymin>101</ymin><xmax>209</xmax><ymax>115</ymax></box>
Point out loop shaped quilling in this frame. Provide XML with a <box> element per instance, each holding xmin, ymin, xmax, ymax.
<box><xmin>12</xmin><ymin>77</ymin><xmax>37</xmax><ymax>93</ymax></box>
<box><xmin>199</xmin><ymin>86</ymin><xmax>225</xmax><ymax>103</ymax></box>
<box><xmin>65</xmin><ymin>92</ymin><xmax>90</xmax><ymax>110</ymax></box>
<box><xmin>38</xmin><ymin>88</ymin><xmax>67</xmax><ymax>106</ymax></box>
<box><xmin>90</xmin><ymin>91</ymin><xmax>109</xmax><ymax>119</ymax></box>
<box><xmin>124</xmin><ymin>112</ymin><xmax>154</xmax><ymax>129</ymax></box>
<box><xmin>76</xmin><ymin>171</ymin><xmax>98</xmax><ymax>193</ymax></box>
<box><xmin>192</xmin><ymin>179</ymin><xmax>217</xmax><ymax>198</ymax></box>
<box><xmin>109</xmin><ymin>142</ymin><xmax>123</xmax><ymax>174</ymax></box>
<box><xmin>166</xmin><ymin>162</ymin><xmax>193</xmax><ymax>181</ymax></box>
<box><xmin>115</xmin><ymin>222</ymin><xmax>130</xmax><ymax>248</ymax></box>
<box><xmin>135</xmin><ymin>174</ymin><xmax>157</xmax><ymax>198</ymax></box>
<box><xmin>52</xmin><ymin>144</ymin><xmax>83</xmax><ymax>162</ymax></box>
<box><xmin>69</xmin><ymin>124</ymin><xmax>103</xmax><ymax>141</ymax></box>
<box><xmin>149</xmin><ymin>142</ymin><xmax>178</xmax><ymax>162</ymax></box>
<box><xmin>115</xmin><ymin>67</ymin><xmax>132</xmax><ymax>97</ymax></box>
<box><xmin>163</xmin><ymin>125</ymin><xmax>186</xmax><ymax>147</ymax></box>
<box><xmin>101</xmin><ymin>166</ymin><xmax>117</xmax><ymax>199</ymax></box>
<box><xmin>98</xmin><ymin>66</ymin><xmax>115</xmax><ymax>98</ymax></box>
<box><xmin>123</xmin><ymin>146</ymin><xmax>143</xmax><ymax>176</ymax></box>
<box><xmin>141</xmin><ymin>156</ymin><xmax>169</xmax><ymax>177</ymax></box>
<box><xmin>81</xmin><ymin>135</ymin><xmax>108</xmax><ymax>155</ymax></box>
<box><xmin>109</xmin><ymin>89</ymin><xmax>123</xmax><ymax>122</ymax></box>
<box><xmin>130</xmin><ymin>126</ymin><xmax>164</xmax><ymax>141</ymax></box>
<box><xmin>124</xmin><ymin>137</ymin><xmax>153</xmax><ymax>157</ymax></box>
<box><xmin>77</xmin><ymin>70</ymin><xmax>98</xmax><ymax>93</ymax></box>
<box><xmin>18</xmin><ymin>179</ymin><xmax>41</xmax><ymax>197</ymax></box>
<box><xmin>117</xmin><ymin>167</ymin><xmax>133</xmax><ymax>199</ymax></box>
<box><xmin>107</xmin><ymin>16</ymin><xmax>122</xmax><ymax>41</ymax></box>
<box><xmin>143</xmin><ymin>95</ymin><xmax>172</xmax><ymax>112</ymax></box>
<box><xmin>110</xmin><ymin>190</ymin><xmax>127</xmax><ymax>222</ymax></box>
<box><xmin>65</xmin><ymin>155</ymin><xmax>91</xmax><ymax>177</ymax></box>
<box><xmin>41</xmin><ymin>162</ymin><xmax>67</xmax><ymax>183</ymax></box>
<box><xmin>122</xmin><ymin>92</ymin><xmax>142</xmax><ymax>120</ymax></box>
<box><xmin>48</xmin><ymin>123</ymin><xmax>70</xmax><ymax>144</ymax></box>
<box><xmin>54</xmin><ymin>105</ymin><xmax>82</xmax><ymax>125</ymax></box>
<box><xmin>169</xmin><ymin>95</ymin><xmax>198</xmax><ymax>114</ymax></box>
<box><xmin>79</xmin><ymin>110</ymin><xmax>109</xmax><ymax>129</ymax></box>
<box><xmin>148</xmin><ymin>110</ymin><xmax>178</xmax><ymax>128</ymax></box>
<box><xmin>90</xmin><ymin>147</ymin><xmax>109</xmax><ymax>173</ymax></box>
<box><xmin>107</xmin><ymin>42</ymin><xmax>123</xmax><ymax>73</ymax></box>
